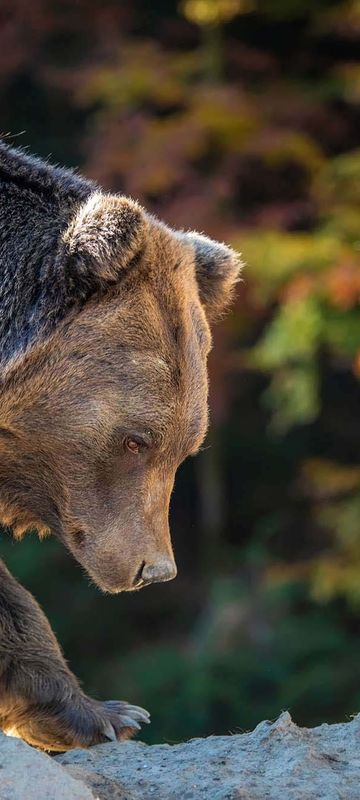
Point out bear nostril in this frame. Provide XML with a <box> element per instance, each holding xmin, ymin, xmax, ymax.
<box><xmin>140</xmin><ymin>559</ymin><xmax>177</xmax><ymax>585</ymax></box>
<box><xmin>133</xmin><ymin>561</ymin><xmax>146</xmax><ymax>587</ymax></box>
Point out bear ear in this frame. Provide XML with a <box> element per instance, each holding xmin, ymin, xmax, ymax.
<box><xmin>182</xmin><ymin>232</ymin><xmax>243</xmax><ymax>321</ymax></box>
<box><xmin>62</xmin><ymin>192</ymin><xmax>147</xmax><ymax>293</ymax></box>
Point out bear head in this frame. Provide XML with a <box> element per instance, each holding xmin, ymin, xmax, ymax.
<box><xmin>0</xmin><ymin>192</ymin><xmax>242</xmax><ymax>593</ymax></box>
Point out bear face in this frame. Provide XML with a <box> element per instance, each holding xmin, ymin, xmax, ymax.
<box><xmin>0</xmin><ymin>191</ymin><xmax>241</xmax><ymax>593</ymax></box>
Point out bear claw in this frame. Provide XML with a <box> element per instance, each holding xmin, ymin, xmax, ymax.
<box><xmin>104</xmin><ymin>701</ymin><xmax>150</xmax><ymax>724</ymax></box>
<box><xmin>102</xmin><ymin>720</ymin><xmax>117</xmax><ymax>741</ymax></box>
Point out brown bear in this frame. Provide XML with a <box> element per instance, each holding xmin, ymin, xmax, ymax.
<box><xmin>0</xmin><ymin>141</ymin><xmax>241</xmax><ymax>751</ymax></box>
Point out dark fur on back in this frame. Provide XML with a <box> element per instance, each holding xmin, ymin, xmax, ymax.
<box><xmin>0</xmin><ymin>143</ymin><xmax>241</xmax><ymax>364</ymax></box>
<box><xmin>0</xmin><ymin>142</ymin><xmax>97</xmax><ymax>362</ymax></box>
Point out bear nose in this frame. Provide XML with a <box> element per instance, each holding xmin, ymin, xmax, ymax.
<box><xmin>140</xmin><ymin>559</ymin><xmax>177</xmax><ymax>585</ymax></box>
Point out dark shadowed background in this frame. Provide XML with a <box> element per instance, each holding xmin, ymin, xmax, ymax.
<box><xmin>1</xmin><ymin>0</ymin><xmax>360</xmax><ymax>742</ymax></box>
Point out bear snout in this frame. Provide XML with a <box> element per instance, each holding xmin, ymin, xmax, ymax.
<box><xmin>73</xmin><ymin>546</ymin><xmax>177</xmax><ymax>594</ymax></box>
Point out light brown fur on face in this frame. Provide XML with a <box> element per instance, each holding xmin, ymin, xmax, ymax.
<box><xmin>0</xmin><ymin>216</ymin><xmax>237</xmax><ymax>593</ymax></box>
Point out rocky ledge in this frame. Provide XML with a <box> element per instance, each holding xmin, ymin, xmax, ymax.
<box><xmin>1</xmin><ymin>711</ymin><xmax>360</xmax><ymax>799</ymax></box>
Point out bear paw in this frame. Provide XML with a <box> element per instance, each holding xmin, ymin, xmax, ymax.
<box><xmin>3</xmin><ymin>695</ymin><xmax>150</xmax><ymax>752</ymax></box>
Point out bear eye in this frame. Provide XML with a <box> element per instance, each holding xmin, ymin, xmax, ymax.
<box><xmin>124</xmin><ymin>435</ymin><xmax>146</xmax><ymax>454</ymax></box>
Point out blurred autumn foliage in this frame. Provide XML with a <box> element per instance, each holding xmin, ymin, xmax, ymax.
<box><xmin>1</xmin><ymin>0</ymin><xmax>360</xmax><ymax>740</ymax></box>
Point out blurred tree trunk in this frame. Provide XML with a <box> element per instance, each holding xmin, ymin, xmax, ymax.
<box><xmin>202</xmin><ymin>22</ymin><xmax>223</xmax><ymax>82</ymax></box>
<box><xmin>196</xmin><ymin>436</ymin><xmax>225</xmax><ymax>567</ymax></box>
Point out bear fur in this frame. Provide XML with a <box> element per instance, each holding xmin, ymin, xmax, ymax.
<box><xmin>0</xmin><ymin>141</ymin><xmax>241</xmax><ymax>751</ymax></box>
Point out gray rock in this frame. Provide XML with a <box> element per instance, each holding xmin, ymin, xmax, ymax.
<box><xmin>2</xmin><ymin>712</ymin><xmax>360</xmax><ymax>799</ymax></box>
<box><xmin>55</xmin><ymin>711</ymin><xmax>360</xmax><ymax>800</ymax></box>
<box><xmin>0</xmin><ymin>732</ymin><xmax>94</xmax><ymax>800</ymax></box>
